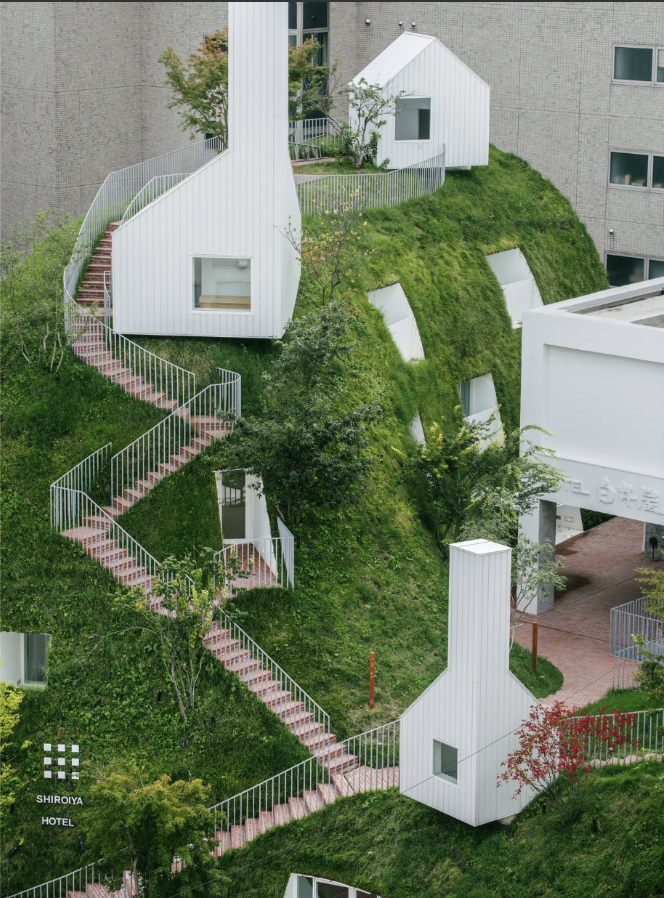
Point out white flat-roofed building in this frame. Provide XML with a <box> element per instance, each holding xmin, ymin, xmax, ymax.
<box><xmin>520</xmin><ymin>277</ymin><xmax>664</xmax><ymax>612</ymax></box>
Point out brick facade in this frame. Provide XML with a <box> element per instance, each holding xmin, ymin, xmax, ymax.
<box><xmin>2</xmin><ymin>2</ymin><xmax>663</xmax><ymax>266</ymax></box>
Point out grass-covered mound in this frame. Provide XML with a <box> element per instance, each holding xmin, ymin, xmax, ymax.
<box><xmin>204</xmin><ymin>762</ymin><xmax>664</xmax><ymax>898</ymax></box>
<box><xmin>0</xmin><ymin>330</ymin><xmax>306</xmax><ymax>892</ymax></box>
<box><xmin>128</xmin><ymin>146</ymin><xmax>605</xmax><ymax>734</ymax></box>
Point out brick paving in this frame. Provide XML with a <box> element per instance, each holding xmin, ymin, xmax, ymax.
<box><xmin>513</xmin><ymin>517</ymin><xmax>659</xmax><ymax>707</ymax></box>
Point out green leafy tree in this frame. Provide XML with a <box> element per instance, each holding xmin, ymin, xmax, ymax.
<box><xmin>337</xmin><ymin>78</ymin><xmax>404</xmax><ymax>168</ymax></box>
<box><xmin>407</xmin><ymin>413</ymin><xmax>563</xmax><ymax>552</ymax></box>
<box><xmin>85</xmin><ymin>766</ymin><xmax>212</xmax><ymax>897</ymax></box>
<box><xmin>632</xmin><ymin>568</ymin><xmax>664</xmax><ymax>704</ymax></box>
<box><xmin>1</xmin><ymin>209</ymin><xmax>79</xmax><ymax>376</ymax></box>
<box><xmin>0</xmin><ymin>679</ymin><xmax>26</xmax><ymax>830</ymax></box>
<box><xmin>159</xmin><ymin>30</ymin><xmax>336</xmax><ymax>142</ymax></box>
<box><xmin>222</xmin><ymin>304</ymin><xmax>380</xmax><ymax>525</ymax></box>
<box><xmin>116</xmin><ymin>549</ymin><xmax>240</xmax><ymax>722</ymax></box>
<box><xmin>282</xmin><ymin>187</ymin><xmax>367</xmax><ymax>310</ymax></box>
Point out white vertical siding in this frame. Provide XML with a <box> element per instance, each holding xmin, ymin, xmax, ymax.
<box><xmin>400</xmin><ymin>540</ymin><xmax>537</xmax><ymax>827</ymax></box>
<box><xmin>351</xmin><ymin>35</ymin><xmax>490</xmax><ymax>171</ymax></box>
<box><xmin>112</xmin><ymin>2</ymin><xmax>301</xmax><ymax>339</ymax></box>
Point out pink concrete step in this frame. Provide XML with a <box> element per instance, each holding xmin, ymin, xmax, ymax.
<box><xmin>272</xmin><ymin>802</ymin><xmax>291</xmax><ymax>826</ymax></box>
<box><xmin>230</xmin><ymin>824</ymin><xmax>246</xmax><ymax>849</ymax></box>
<box><xmin>288</xmin><ymin>796</ymin><xmax>307</xmax><ymax>820</ymax></box>
<box><xmin>258</xmin><ymin>809</ymin><xmax>274</xmax><ymax>833</ymax></box>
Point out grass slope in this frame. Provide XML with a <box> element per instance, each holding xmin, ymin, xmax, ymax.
<box><xmin>127</xmin><ymin>146</ymin><xmax>603</xmax><ymax>735</ymax></box>
<box><xmin>204</xmin><ymin>763</ymin><xmax>664</xmax><ymax>898</ymax></box>
<box><xmin>0</xmin><ymin>352</ymin><xmax>307</xmax><ymax>891</ymax></box>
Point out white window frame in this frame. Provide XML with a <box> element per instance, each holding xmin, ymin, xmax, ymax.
<box><xmin>393</xmin><ymin>96</ymin><xmax>432</xmax><ymax>143</ymax></box>
<box><xmin>22</xmin><ymin>633</ymin><xmax>50</xmax><ymax>688</ymax></box>
<box><xmin>432</xmin><ymin>736</ymin><xmax>459</xmax><ymax>785</ymax></box>
<box><xmin>191</xmin><ymin>254</ymin><xmax>253</xmax><ymax>315</ymax></box>
<box><xmin>647</xmin><ymin>257</ymin><xmax>664</xmax><ymax>279</ymax></box>
<box><xmin>608</xmin><ymin>150</ymin><xmax>664</xmax><ymax>192</ymax></box>
<box><xmin>612</xmin><ymin>44</ymin><xmax>664</xmax><ymax>85</ymax></box>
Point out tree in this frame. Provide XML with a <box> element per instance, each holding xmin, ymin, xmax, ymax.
<box><xmin>1</xmin><ymin>209</ymin><xmax>80</xmax><ymax>376</ymax></box>
<box><xmin>0</xmin><ymin>680</ymin><xmax>26</xmax><ymax>830</ymax></box>
<box><xmin>85</xmin><ymin>766</ymin><xmax>212</xmax><ymax>897</ymax></box>
<box><xmin>337</xmin><ymin>78</ymin><xmax>404</xmax><ymax>168</ymax></box>
<box><xmin>159</xmin><ymin>30</ymin><xmax>336</xmax><ymax>142</ymax></box>
<box><xmin>282</xmin><ymin>187</ymin><xmax>367</xmax><ymax>310</ymax></box>
<box><xmin>632</xmin><ymin>568</ymin><xmax>664</xmax><ymax>704</ymax></box>
<box><xmin>221</xmin><ymin>303</ymin><xmax>380</xmax><ymax>525</ymax></box>
<box><xmin>500</xmin><ymin>702</ymin><xmax>637</xmax><ymax>825</ymax></box>
<box><xmin>117</xmin><ymin>549</ymin><xmax>239</xmax><ymax>722</ymax></box>
<box><xmin>406</xmin><ymin>413</ymin><xmax>564</xmax><ymax>552</ymax></box>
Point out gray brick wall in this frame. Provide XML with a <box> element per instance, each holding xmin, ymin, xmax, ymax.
<box><xmin>2</xmin><ymin>1</ymin><xmax>663</xmax><ymax>270</ymax></box>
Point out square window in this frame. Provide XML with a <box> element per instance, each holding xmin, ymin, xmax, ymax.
<box><xmin>44</xmin><ymin>757</ymin><xmax>52</xmax><ymax>765</ymax></box>
<box><xmin>288</xmin><ymin>2</ymin><xmax>297</xmax><ymax>30</ymax></box>
<box><xmin>298</xmin><ymin>876</ymin><xmax>314</xmax><ymax>898</ymax></box>
<box><xmin>609</xmin><ymin>151</ymin><xmax>649</xmax><ymax>187</ymax></box>
<box><xmin>303</xmin><ymin>2</ymin><xmax>328</xmax><ymax>29</ymax></box>
<box><xmin>193</xmin><ymin>257</ymin><xmax>251</xmax><ymax>311</ymax></box>
<box><xmin>657</xmin><ymin>48</ymin><xmax>664</xmax><ymax>83</ymax></box>
<box><xmin>652</xmin><ymin>155</ymin><xmax>664</xmax><ymax>189</ymax></box>
<box><xmin>25</xmin><ymin>633</ymin><xmax>50</xmax><ymax>684</ymax></box>
<box><xmin>614</xmin><ymin>46</ymin><xmax>653</xmax><ymax>81</ymax></box>
<box><xmin>395</xmin><ymin>98</ymin><xmax>431</xmax><ymax>141</ymax></box>
<box><xmin>72</xmin><ymin>745</ymin><xmax>79</xmax><ymax>753</ymax></box>
<box><xmin>57</xmin><ymin>771</ymin><xmax>66</xmax><ymax>780</ymax></box>
<box><xmin>606</xmin><ymin>254</ymin><xmax>645</xmax><ymax>287</ymax></box>
<box><xmin>433</xmin><ymin>739</ymin><xmax>458</xmax><ymax>783</ymax></box>
<box><xmin>58</xmin><ymin>757</ymin><xmax>65</xmax><ymax>766</ymax></box>
<box><xmin>649</xmin><ymin>259</ymin><xmax>664</xmax><ymax>279</ymax></box>
<box><xmin>43</xmin><ymin>743</ymin><xmax>51</xmax><ymax>752</ymax></box>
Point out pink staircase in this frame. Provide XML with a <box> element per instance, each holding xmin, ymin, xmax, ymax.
<box><xmin>76</xmin><ymin>223</ymin><xmax>118</xmax><ymax>318</ymax></box>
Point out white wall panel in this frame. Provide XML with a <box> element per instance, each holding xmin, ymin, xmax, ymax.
<box><xmin>400</xmin><ymin>540</ymin><xmax>537</xmax><ymax>826</ymax></box>
<box><xmin>351</xmin><ymin>33</ymin><xmax>490</xmax><ymax>171</ymax></box>
<box><xmin>112</xmin><ymin>2</ymin><xmax>300</xmax><ymax>339</ymax></box>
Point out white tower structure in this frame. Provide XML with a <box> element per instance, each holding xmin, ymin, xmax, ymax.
<box><xmin>111</xmin><ymin>1</ymin><xmax>301</xmax><ymax>339</ymax></box>
<box><xmin>399</xmin><ymin>539</ymin><xmax>537</xmax><ymax>826</ymax></box>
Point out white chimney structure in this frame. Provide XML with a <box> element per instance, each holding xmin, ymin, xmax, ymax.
<box><xmin>111</xmin><ymin>1</ymin><xmax>301</xmax><ymax>339</ymax></box>
<box><xmin>399</xmin><ymin>540</ymin><xmax>537</xmax><ymax>826</ymax></box>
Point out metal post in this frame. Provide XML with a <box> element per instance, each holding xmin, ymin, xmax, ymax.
<box><xmin>369</xmin><ymin>651</ymin><xmax>375</xmax><ymax>709</ymax></box>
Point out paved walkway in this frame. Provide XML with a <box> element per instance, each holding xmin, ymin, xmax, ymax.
<box><xmin>513</xmin><ymin>517</ymin><xmax>658</xmax><ymax>707</ymax></box>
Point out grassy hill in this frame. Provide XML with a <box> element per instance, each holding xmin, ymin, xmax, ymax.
<box><xmin>1</xmin><ymin>145</ymin><xmax>609</xmax><ymax>890</ymax></box>
<box><xmin>204</xmin><ymin>761</ymin><xmax>664</xmax><ymax>898</ymax></box>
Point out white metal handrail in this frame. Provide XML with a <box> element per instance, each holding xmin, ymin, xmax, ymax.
<box><xmin>294</xmin><ymin>150</ymin><xmax>445</xmax><ymax>215</ymax></box>
<box><xmin>110</xmin><ymin>376</ymin><xmax>240</xmax><ymax>505</ymax></box>
<box><xmin>103</xmin><ymin>269</ymin><xmax>112</xmax><ymax>327</ymax></box>
<box><xmin>208</xmin><ymin>719</ymin><xmax>399</xmax><ymax>842</ymax></box>
<box><xmin>610</xmin><ymin>598</ymin><xmax>663</xmax><ymax>689</ymax></box>
<box><xmin>49</xmin><ymin>444</ymin><xmax>112</xmax><ymax>529</ymax></box>
<box><xmin>49</xmin><ymin>487</ymin><xmax>163</xmax><ymax>616</ymax></box>
<box><xmin>120</xmin><ymin>173</ymin><xmax>189</xmax><ymax>224</ymax></box>
<box><xmin>210</xmin><ymin>607</ymin><xmax>330</xmax><ymax>742</ymax></box>
<box><xmin>568</xmin><ymin>707</ymin><xmax>664</xmax><ymax>766</ymax></box>
<box><xmin>66</xmin><ymin>298</ymin><xmax>196</xmax><ymax>408</ymax></box>
<box><xmin>277</xmin><ymin>516</ymin><xmax>295</xmax><ymax>588</ymax></box>
<box><xmin>217</xmin><ymin>536</ymin><xmax>293</xmax><ymax>595</ymax></box>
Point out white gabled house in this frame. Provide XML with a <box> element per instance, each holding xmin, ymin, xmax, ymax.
<box><xmin>350</xmin><ymin>32</ymin><xmax>490</xmax><ymax>171</ymax></box>
<box><xmin>400</xmin><ymin>539</ymin><xmax>537</xmax><ymax>826</ymax></box>
<box><xmin>111</xmin><ymin>2</ymin><xmax>301</xmax><ymax>340</ymax></box>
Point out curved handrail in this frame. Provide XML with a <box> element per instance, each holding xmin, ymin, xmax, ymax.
<box><xmin>120</xmin><ymin>173</ymin><xmax>189</xmax><ymax>225</ymax></box>
<box><xmin>293</xmin><ymin>149</ymin><xmax>445</xmax><ymax>215</ymax></box>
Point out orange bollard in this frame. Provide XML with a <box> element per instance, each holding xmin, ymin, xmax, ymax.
<box><xmin>532</xmin><ymin>622</ymin><xmax>539</xmax><ymax>672</ymax></box>
<box><xmin>369</xmin><ymin>651</ymin><xmax>375</xmax><ymax>709</ymax></box>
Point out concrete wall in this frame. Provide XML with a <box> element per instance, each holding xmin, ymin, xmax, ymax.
<box><xmin>331</xmin><ymin>2</ymin><xmax>664</xmax><ymax>267</ymax></box>
<box><xmin>0</xmin><ymin>1</ymin><xmax>225</xmax><ymax>237</ymax></box>
<box><xmin>3</xmin><ymin>2</ymin><xmax>663</xmax><ymax>265</ymax></box>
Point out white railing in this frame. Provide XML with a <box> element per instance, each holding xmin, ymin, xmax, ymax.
<box><xmin>50</xmin><ymin>488</ymin><xmax>162</xmax><ymax>597</ymax></box>
<box><xmin>5</xmin><ymin>863</ymin><xmax>137</xmax><ymax>898</ymax></box>
<box><xmin>49</xmin><ymin>444</ymin><xmax>112</xmax><ymax>529</ymax></box>
<box><xmin>103</xmin><ymin>269</ymin><xmax>112</xmax><ymax>327</ymax></box>
<box><xmin>67</xmin><ymin>300</ymin><xmax>196</xmax><ymax>408</ymax></box>
<box><xmin>218</xmin><ymin>536</ymin><xmax>293</xmax><ymax>595</ymax></box>
<box><xmin>611</xmin><ymin>597</ymin><xmax>663</xmax><ymax>689</ymax></box>
<box><xmin>210</xmin><ymin>607</ymin><xmax>330</xmax><ymax>742</ymax></box>
<box><xmin>120</xmin><ymin>173</ymin><xmax>189</xmax><ymax>224</ymax></box>
<box><xmin>208</xmin><ymin>719</ymin><xmax>399</xmax><ymax>843</ymax></box>
<box><xmin>110</xmin><ymin>376</ymin><xmax>240</xmax><ymax>505</ymax></box>
<box><xmin>277</xmin><ymin>516</ymin><xmax>295</xmax><ymax>588</ymax></box>
<box><xmin>216</xmin><ymin>366</ymin><xmax>242</xmax><ymax>417</ymax></box>
<box><xmin>573</xmin><ymin>707</ymin><xmax>664</xmax><ymax>766</ymax></box>
<box><xmin>294</xmin><ymin>150</ymin><xmax>445</xmax><ymax>216</ymax></box>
